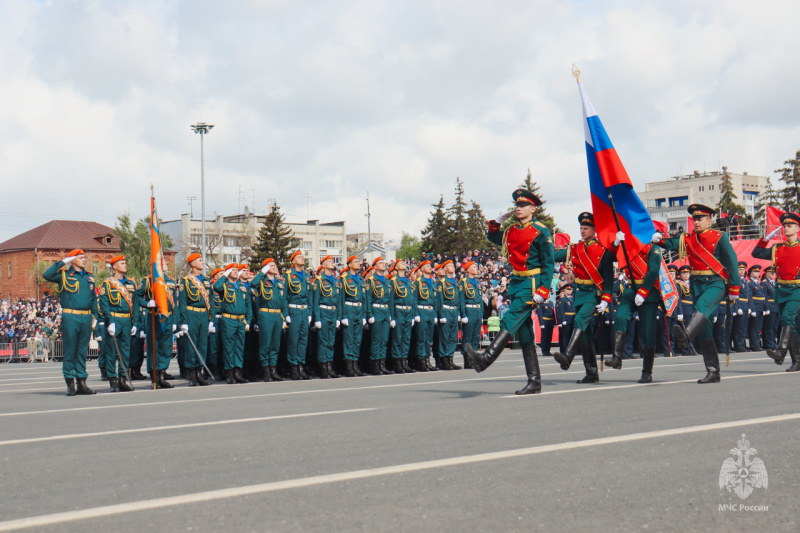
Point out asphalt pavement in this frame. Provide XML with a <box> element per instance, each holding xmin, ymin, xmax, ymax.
<box><xmin>0</xmin><ymin>351</ymin><xmax>797</xmax><ymax>532</ymax></box>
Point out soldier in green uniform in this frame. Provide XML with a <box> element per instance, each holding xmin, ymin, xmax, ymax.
<box><xmin>98</xmin><ymin>255</ymin><xmax>138</xmax><ymax>392</ymax></box>
<box><xmin>206</xmin><ymin>268</ymin><xmax>224</xmax><ymax>381</ymax></box>
<box><xmin>284</xmin><ymin>250</ymin><xmax>314</xmax><ymax>380</ymax></box>
<box><xmin>128</xmin><ymin>277</ymin><xmax>147</xmax><ymax>380</ymax></box>
<box><xmin>312</xmin><ymin>255</ymin><xmax>341</xmax><ymax>379</ymax></box>
<box><xmin>459</xmin><ymin>260</ymin><xmax>484</xmax><ymax>370</ymax></box>
<box><xmin>251</xmin><ymin>258</ymin><xmax>286</xmax><ymax>382</ymax></box>
<box><xmin>93</xmin><ymin>293</ymin><xmax>107</xmax><ymax>380</ymax></box>
<box><xmin>177</xmin><ymin>253</ymin><xmax>213</xmax><ymax>386</ymax></box>
<box><xmin>464</xmin><ymin>189</ymin><xmax>555</xmax><ymax>395</ymax></box>
<box><xmin>412</xmin><ymin>260</ymin><xmax>438</xmax><ymax>371</ymax></box>
<box><xmin>43</xmin><ymin>249</ymin><xmax>97</xmax><ymax>396</ymax></box>
<box><xmin>213</xmin><ymin>263</ymin><xmax>252</xmax><ymax>384</ymax></box>
<box><xmin>437</xmin><ymin>260</ymin><xmax>462</xmax><ymax>370</ymax></box>
<box><xmin>366</xmin><ymin>257</ymin><xmax>393</xmax><ymax>375</ymax></box>
<box><xmin>340</xmin><ymin>255</ymin><xmax>367</xmax><ymax>377</ymax></box>
<box><xmin>136</xmin><ymin>274</ymin><xmax>178</xmax><ymax>389</ymax></box>
<box><xmin>389</xmin><ymin>260</ymin><xmax>416</xmax><ymax>373</ymax></box>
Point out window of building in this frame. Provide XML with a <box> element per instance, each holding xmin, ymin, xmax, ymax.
<box><xmin>303</xmin><ymin>241</ymin><xmax>313</xmax><ymax>250</ymax></box>
<box><xmin>709</xmin><ymin>184</ymin><xmax>715</xmax><ymax>190</ymax></box>
<box><xmin>320</xmin><ymin>240</ymin><xmax>342</xmax><ymax>248</ymax></box>
<box><xmin>191</xmin><ymin>234</ymin><xmax>202</xmax><ymax>246</ymax></box>
<box><xmin>669</xmin><ymin>196</ymin><xmax>688</xmax><ymax>207</ymax></box>
<box><xmin>655</xmin><ymin>198</ymin><xmax>666</xmax><ymax>208</ymax></box>
<box><xmin>699</xmin><ymin>186</ymin><xmax>704</xmax><ymax>191</ymax></box>
<box><xmin>646</xmin><ymin>199</ymin><xmax>655</xmax><ymax>208</ymax></box>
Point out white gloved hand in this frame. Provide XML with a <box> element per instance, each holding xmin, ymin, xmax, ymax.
<box><xmin>315</xmin><ymin>321</ymin><xmax>322</xmax><ymax>329</ymax></box>
<box><xmin>261</xmin><ymin>265</ymin><xmax>269</xmax><ymax>274</ymax></box>
<box><xmin>285</xmin><ymin>315</ymin><xmax>291</xmax><ymax>324</ymax></box>
<box><xmin>172</xmin><ymin>324</ymin><xmax>177</xmax><ymax>332</ymax></box>
<box><xmin>677</xmin><ymin>314</ymin><xmax>684</xmax><ymax>321</ymax></box>
<box><xmin>414</xmin><ymin>316</ymin><xmax>420</xmax><ymax>323</ymax></box>
<box><xmin>390</xmin><ymin>320</ymin><xmax>396</xmax><ymax>328</ymax></box>
<box><xmin>146</xmin><ymin>299</ymin><xmax>157</xmax><ymax>308</ymax></box>
<box><xmin>62</xmin><ymin>256</ymin><xmax>76</xmax><ymax>265</ymax></box>
<box><xmin>223</xmin><ymin>268</ymin><xmax>233</xmax><ymax>278</ymax></box>
<box><xmin>713</xmin><ymin>316</ymin><xmax>718</xmax><ymax>323</ymax></box>
<box><xmin>245</xmin><ymin>324</ymin><xmax>250</xmax><ymax>332</ymax></box>
<box><xmin>462</xmin><ymin>317</ymin><xmax>469</xmax><ymax>324</ymax></box>
<box><xmin>614</xmin><ymin>231</ymin><xmax>626</xmax><ymax>246</ymax></box>
<box><xmin>411</xmin><ymin>318</ymin><xmax>415</xmax><ymax>326</ymax></box>
<box><xmin>440</xmin><ymin>317</ymin><xmax>447</xmax><ymax>324</ymax></box>
<box><xmin>93</xmin><ymin>319</ymin><xmax>98</xmax><ymax>329</ymax></box>
<box><xmin>362</xmin><ymin>318</ymin><xmax>367</xmax><ymax>326</ymax></box>
<box><xmin>651</xmin><ymin>232</ymin><xmax>662</xmax><ymax>243</ymax></box>
<box><xmin>208</xmin><ymin>321</ymin><xmax>215</xmax><ymax>333</ymax></box>
<box><xmin>181</xmin><ymin>324</ymin><xmax>189</xmax><ymax>334</ymax></box>
<box><xmin>341</xmin><ymin>318</ymin><xmax>349</xmax><ymax>327</ymax></box>
<box><xmin>107</xmin><ymin>323</ymin><xmax>116</xmax><ymax>336</ymax></box>
<box><xmin>766</xmin><ymin>227</ymin><xmax>782</xmax><ymax>240</ymax></box>
<box><xmin>131</xmin><ymin>326</ymin><xmax>137</xmax><ymax>336</ymax></box>
<box><xmin>765</xmin><ymin>310</ymin><xmax>770</xmax><ymax>315</ymax></box>
<box><xmin>634</xmin><ymin>294</ymin><xmax>645</xmax><ymax>306</ymax></box>
<box><xmin>562</xmin><ymin>321</ymin><xmax>567</xmax><ymax>326</ymax></box>
<box><xmin>308</xmin><ymin>315</ymin><xmax>312</xmax><ymax>324</ymax></box>
<box><xmin>750</xmin><ymin>311</ymin><xmax>757</xmax><ymax>317</ymax></box>
<box><xmin>737</xmin><ymin>309</ymin><xmax>743</xmax><ymax>315</ymax></box>
<box><xmin>174</xmin><ymin>331</ymin><xmax>182</xmax><ymax>338</ymax></box>
<box><xmin>368</xmin><ymin>317</ymin><xmax>375</xmax><ymax>324</ymax></box>
<box><xmin>336</xmin><ymin>320</ymin><xmax>341</xmax><ymax>328</ymax></box>
<box><xmin>140</xmin><ymin>330</ymin><xmax>147</xmax><ymax>339</ymax></box>
<box><xmin>595</xmin><ymin>301</ymin><xmax>608</xmax><ymax>314</ymax></box>
<box><xmin>457</xmin><ymin>315</ymin><xmax>462</xmax><ymax>322</ymax></box>
<box><xmin>533</xmin><ymin>293</ymin><xmax>544</xmax><ymax>304</ymax></box>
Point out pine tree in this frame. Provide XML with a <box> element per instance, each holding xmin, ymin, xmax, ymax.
<box><xmin>754</xmin><ymin>176</ymin><xmax>782</xmax><ymax>224</ymax></box>
<box><xmin>465</xmin><ymin>200</ymin><xmax>490</xmax><ymax>250</ymax></box>
<box><xmin>777</xmin><ymin>149</ymin><xmax>800</xmax><ymax>212</ymax></box>
<box><xmin>250</xmin><ymin>202</ymin><xmax>296</xmax><ymax>272</ymax></box>
<box><xmin>716</xmin><ymin>167</ymin><xmax>746</xmax><ymax>217</ymax></box>
<box><xmin>445</xmin><ymin>177</ymin><xmax>470</xmax><ymax>252</ymax></box>
<box><xmin>513</xmin><ymin>168</ymin><xmax>561</xmax><ymax>233</ymax></box>
<box><xmin>421</xmin><ymin>195</ymin><xmax>448</xmax><ymax>255</ymax></box>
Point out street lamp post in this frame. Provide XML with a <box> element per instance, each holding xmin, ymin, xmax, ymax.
<box><xmin>190</xmin><ymin>122</ymin><xmax>214</xmax><ymax>272</ymax></box>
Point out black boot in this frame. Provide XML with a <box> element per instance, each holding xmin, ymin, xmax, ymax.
<box><xmin>262</xmin><ymin>365</ymin><xmax>273</xmax><ymax>382</ymax></box>
<box><xmin>289</xmin><ymin>365</ymin><xmax>300</xmax><ymax>380</ymax></box>
<box><xmin>787</xmin><ymin>332</ymin><xmax>800</xmax><ymax>372</ymax></box>
<box><xmin>130</xmin><ymin>366</ymin><xmax>147</xmax><ymax>380</ymax></box>
<box><xmin>65</xmin><ymin>378</ymin><xmax>76</xmax><ymax>396</ymax></box>
<box><xmin>393</xmin><ymin>358</ymin><xmax>405</xmax><ymax>374</ymax></box>
<box><xmin>100</xmin><ymin>367</ymin><xmax>108</xmax><ymax>381</ymax></box>
<box><xmin>354</xmin><ymin>361</ymin><xmax>368</xmax><ymax>376</ymax></box>
<box><xmin>327</xmin><ymin>362</ymin><xmax>340</xmax><ymax>378</ymax></box>
<box><xmin>464</xmin><ymin>330</ymin><xmax>512</xmax><ymax>373</ymax></box>
<box><xmin>381</xmin><ymin>359</ymin><xmax>394</xmax><ymax>374</ymax></box>
<box><xmin>698</xmin><ymin>339</ymin><xmax>721</xmax><ymax>383</ymax></box>
<box><xmin>318</xmin><ymin>362</ymin><xmax>330</xmax><ymax>379</ymax></box>
<box><xmin>269</xmin><ymin>366</ymin><xmax>284</xmax><ymax>381</ymax></box>
<box><xmin>187</xmin><ymin>368</ymin><xmax>199</xmax><ymax>387</ymax></box>
<box><xmin>449</xmin><ymin>356</ymin><xmax>462</xmax><ymax>370</ymax></box>
<box><xmin>297</xmin><ymin>364</ymin><xmax>311</xmax><ymax>380</ymax></box>
<box><xmin>401</xmin><ymin>358</ymin><xmax>415</xmax><ymax>373</ymax></box>
<box><xmin>577</xmin><ymin>343</ymin><xmax>599</xmax><ymax>384</ymax></box>
<box><xmin>369</xmin><ymin>360</ymin><xmax>381</xmax><ymax>375</ymax></box>
<box><xmin>76</xmin><ymin>378</ymin><xmax>97</xmax><ymax>395</ymax></box>
<box><xmin>425</xmin><ymin>356</ymin><xmax>438</xmax><ymax>371</ymax></box>
<box><xmin>416</xmin><ymin>357</ymin><xmax>429</xmax><ymax>372</ymax></box>
<box><xmin>606</xmin><ymin>330</ymin><xmax>625</xmax><ymax>369</ymax></box>
<box><xmin>119</xmin><ymin>375</ymin><xmax>135</xmax><ymax>392</ymax></box>
<box><xmin>463</xmin><ymin>353</ymin><xmax>474</xmax><ymax>369</ymax></box>
<box><xmin>555</xmin><ymin>328</ymin><xmax>583</xmax><ymax>371</ymax></box>
<box><xmin>163</xmin><ymin>371</ymin><xmax>176</xmax><ymax>380</ymax></box>
<box><xmin>234</xmin><ymin>367</ymin><xmax>247</xmax><ymax>383</ymax></box>
<box><xmin>157</xmin><ymin>370</ymin><xmax>173</xmax><ymax>389</ymax></box>
<box><xmin>226</xmin><ymin>369</ymin><xmax>235</xmax><ymax>384</ymax></box>
<box><xmin>343</xmin><ymin>360</ymin><xmax>356</xmax><ymax>377</ymax></box>
<box><xmin>767</xmin><ymin>325</ymin><xmax>791</xmax><ymax>365</ymax></box>
<box><xmin>196</xmin><ymin>367</ymin><xmax>210</xmax><ymax>386</ymax></box>
<box><xmin>109</xmin><ymin>377</ymin><xmax>120</xmax><ymax>392</ymax></box>
<box><xmin>639</xmin><ymin>346</ymin><xmax>655</xmax><ymax>383</ymax></box>
<box><xmin>440</xmin><ymin>356</ymin><xmax>453</xmax><ymax>370</ymax></box>
<box><xmin>673</xmin><ymin>313</ymin><xmax>707</xmax><ymax>351</ymax></box>
<box><xmin>515</xmin><ymin>344</ymin><xmax>542</xmax><ymax>395</ymax></box>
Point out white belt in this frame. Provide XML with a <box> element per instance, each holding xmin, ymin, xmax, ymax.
<box><xmin>319</xmin><ymin>304</ymin><xmax>336</xmax><ymax>310</ymax></box>
<box><xmin>466</xmin><ymin>304</ymin><xmax>480</xmax><ymax>308</ymax></box>
<box><xmin>395</xmin><ymin>305</ymin><xmax>411</xmax><ymax>310</ymax></box>
<box><xmin>345</xmin><ymin>301</ymin><xmax>362</xmax><ymax>307</ymax></box>
<box><xmin>417</xmin><ymin>305</ymin><xmax>433</xmax><ymax>310</ymax></box>
<box><xmin>373</xmin><ymin>303</ymin><xmax>388</xmax><ymax>309</ymax></box>
<box><xmin>442</xmin><ymin>305</ymin><xmax>456</xmax><ymax>310</ymax></box>
<box><xmin>289</xmin><ymin>304</ymin><xmax>308</xmax><ymax>309</ymax></box>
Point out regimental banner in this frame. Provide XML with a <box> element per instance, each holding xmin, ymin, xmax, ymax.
<box><xmin>150</xmin><ymin>193</ymin><xmax>170</xmax><ymax>324</ymax></box>
<box><xmin>658</xmin><ymin>257</ymin><xmax>679</xmax><ymax>316</ymax></box>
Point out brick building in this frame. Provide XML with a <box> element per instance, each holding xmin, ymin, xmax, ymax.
<box><xmin>0</xmin><ymin>220</ymin><xmax>175</xmax><ymax>300</ymax></box>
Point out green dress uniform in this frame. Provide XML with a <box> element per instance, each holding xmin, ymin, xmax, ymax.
<box><xmin>340</xmin><ymin>271</ymin><xmax>367</xmax><ymax>376</ymax></box>
<box><xmin>207</xmin><ymin>287</ymin><xmax>223</xmax><ymax>379</ymax></box>
<box><xmin>128</xmin><ymin>280</ymin><xmax>148</xmax><ymax>380</ymax></box>
<box><xmin>413</xmin><ymin>273</ymin><xmax>438</xmax><ymax>371</ymax></box>
<box><xmin>459</xmin><ymin>275</ymin><xmax>484</xmax><ymax>368</ymax></box>
<box><xmin>313</xmin><ymin>272</ymin><xmax>341</xmax><ymax>378</ymax></box>
<box><xmin>437</xmin><ymin>275</ymin><xmax>461</xmax><ymax>369</ymax></box>
<box><xmin>92</xmin><ymin>298</ymin><xmax>106</xmax><ymax>379</ymax></box>
<box><xmin>44</xmin><ymin>260</ymin><xmax>97</xmax><ymax>394</ymax></box>
<box><xmin>213</xmin><ymin>277</ymin><xmax>252</xmax><ymax>383</ymax></box>
<box><xmin>251</xmin><ymin>272</ymin><xmax>287</xmax><ymax>380</ymax></box>
<box><xmin>390</xmin><ymin>274</ymin><xmax>416</xmax><ymax>373</ymax></box>
<box><xmin>177</xmin><ymin>274</ymin><xmax>213</xmax><ymax>385</ymax></box>
<box><xmin>367</xmin><ymin>273</ymin><xmax>393</xmax><ymax>374</ymax></box>
<box><xmin>284</xmin><ymin>267</ymin><xmax>313</xmax><ymax>378</ymax></box>
<box><xmin>98</xmin><ymin>275</ymin><xmax>138</xmax><ymax>389</ymax></box>
<box><xmin>136</xmin><ymin>277</ymin><xmax>177</xmax><ymax>388</ymax></box>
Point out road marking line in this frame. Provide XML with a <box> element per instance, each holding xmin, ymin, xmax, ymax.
<box><xmin>0</xmin><ymin>411</ymin><xmax>796</xmax><ymax>531</ymax></box>
<box><xmin>0</xmin><ymin>408</ymin><xmax>375</xmax><ymax>447</ymax></box>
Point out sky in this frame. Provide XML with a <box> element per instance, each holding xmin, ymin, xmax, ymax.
<box><xmin>1</xmin><ymin>0</ymin><xmax>799</xmax><ymax>244</ymax></box>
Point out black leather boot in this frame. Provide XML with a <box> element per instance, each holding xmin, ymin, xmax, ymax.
<box><xmin>289</xmin><ymin>365</ymin><xmax>300</xmax><ymax>380</ymax></box>
<box><xmin>515</xmin><ymin>344</ymin><xmax>542</xmax><ymax>395</ymax></box>
<box><xmin>157</xmin><ymin>370</ymin><xmax>173</xmax><ymax>389</ymax></box>
<box><xmin>393</xmin><ymin>358</ymin><xmax>405</xmax><ymax>374</ymax></box>
<box><xmin>297</xmin><ymin>364</ymin><xmax>311</xmax><ymax>380</ymax></box>
<box><xmin>131</xmin><ymin>366</ymin><xmax>147</xmax><ymax>380</ymax></box>
<box><xmin>109</xmin><ymin>377</ymin><xmax>120</xmax><ymax>392</ymax></box>
<box><xmin>187</xmin><ymin>368</ymin><xmax>199</xmax><ymax>387</ymax></box>
<box><xmin>577</xmin><ymin>343</ymin><xmax>599</xmax><ymax>384</ymax></box>
<box><xmin>196</xmin><ymin>367</ymin><xmax>210</xmax><ymax>386</ymax></box>
<box><xmin>606</xmin><ymin>330</ymin><xmax>625</xmax><ymax>369</ymax></box>
<box><xmin>449</xmin><ymin>357</ymin><xmax>462</xmax><ymax>370</ymax></box>
<box><xmin>787</xmin><ymin>332</ymin><xmax>800</xmax><ymax>372</ymax></box>
<box><xmin>416</xmin><ymin>357</ymin><xmax>429</xmax><ymax>372</ymax></box>
<box><xmin>381</xmin><ymin>359</ymin><xmax>394</xmax><ymax>374</ymax></box>
<box><xmin>464</xmin><ymin>329</ymin><xmax>512</xmax><ymax>373</ymax></box>
<box><xmin>163</xmin><ymin>371</ymin><xmax>176</xmax><ymax>380</ymax></box>
<box><xmin>639</xmin><ymin>346</ymin><xmax>655</xmax><ymax>383</ymax></box>
<box><xmin>318</xmin><ymin>362</ymin><xmax>330</xmax><ymax>379</ymax></box>
<box><xmin>674</xmin><ymin>313</ymin><xmax>707</xmax><ymax>351</ymax></box>
<box><xmin>401</xmin><ymin>358</ymin><xmax>415</xmax><ymax>373</ymax></box>
<box><xmin>76</xmin><ymin>378</ymin><xmax>97</xmax><ymax>395</ymax></box>
<box><xmin>65</xmin><ymin>378</ymin><xmax>76</xmax><ymax>396</ymax></box>
<box><xmin>555</xmin><ymin>328</ymin><xmax>583</xmax><ymax>371</ymax></box>
<box><xmin>262</xmin><ymin>365</ymin><xmax>273</xmax><ymax>382</ymax></box>
<box><xmin>234</xmin><ymin>367</ymin><xmax>247</xmax><ymax>383</ymax></box>
<box><xmin>354</xmin><ymin>361</ymin><xmax>368</xmax><ymax>376</ymax></box>
<box><xmin>463</xmin><ymin>352</ymin><xmax>474</xmax><ymax>369</ymax></box>
<box><xmin>343</xmin><ymin>360</ymin><xmax>356</xmax><ymax>377</ymax></box>
<box><xmin>327</xmin><ymin>362</ymin><xmax>340</xmax><ymax>378</ymax></box>
<box><xmin>269</xmin><ymin>366</ymin><xmax>284</xmax><ymax>381</ymax></box>
<box><xmin>425</xmin><ymin>356</ymin><xmax>438</xmax><ymax>371</ymax></box>
<box><xmin>767</xmin><ymin>325</ymin><xmax>792</xmax><ymax>365</ymax></box>
<box><xmin>226</xmin><ymin>369</ymin><xmax>236</xmax><ymax>384</ymax></box>
<box><xmin>119</xmin><ymin>375</ymin><xmax>135</xmax><ymax>392</ymax></box>
<box><xmin>698</xmin><ymin>339</ymin><xmax>721</xmax><ymax>383</ymax></box>
<box><xmin>100</xmin><ymin>367</ymin><xmax>108</xmax><ymax>381</ymax></box>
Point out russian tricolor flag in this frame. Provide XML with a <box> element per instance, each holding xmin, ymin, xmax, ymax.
<box><xmin>578</xmin><ymin>80</ymin><xmax>655</xmax><ymax>261</ymax></box>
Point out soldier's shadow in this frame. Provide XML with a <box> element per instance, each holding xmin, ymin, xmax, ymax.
<box><xmin>417</xmin><ymin>388</ymin><xmax>510</xmax><ymax>399</ymax></box>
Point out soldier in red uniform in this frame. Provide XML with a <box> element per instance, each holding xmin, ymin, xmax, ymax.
<box><xmin>464</xmin><ymin>188</ymin><xmax>555</xmax><ymax>394</ymax></box>
<box><xmin>752</xmin><ymin>211</ymin><xmax>800</xmax><ymax>372</ymax></box>
<box><xmin>552</xmin><ymin>212</ymin><xmax>614</xmax><ymax>383</ymax></box>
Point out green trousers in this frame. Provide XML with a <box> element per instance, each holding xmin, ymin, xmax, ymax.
<box><xmin>105</xmin><ymin>316</ymin><xmax>132</xmax><ymax>378</ymax></box>
<box><xmin>221</xmin><ymin>316</ymin><xmax>245</xmax><ymax>370</ymax></box>
<box><xmin>614</xmin><ymin>289</ymin><xmax>658</xmax><ymax>348</ymax></box>
<box><xmin>499</xmin><ymin>278</ymin><xmax>537</xmax><ymax>345</ymax></box>
<box><xmin>416</xmin><ymin>307</ymin><xmax>436</xmax><ymax>358</ymax></box>
<box><xmin>61</xmin><ymin>312</ymin><xmax>93</xmax><ymax>380</ymax></box>
<box><xmin>145</xmin><ymin>315</ymin><xmax>173</xmax><ymax>373</ymax></box>
<box><xmin>369</xmin><ymin>306</ymin><xmax>390</xmax><ymax>360</ymax></box>
<box><xmin>690</xmin><ymin>276</ymin><xmax>726</xmax><ymax>342</ymax></box>
<box><xmin>287</xmin><ymin>307</ymin><xmax>310</xmax><ymax>365</ymax></box>
<box><xmin>96</xmin><ymin>321</ymin><xmax>105</xmax><ymax>373</ymax></box>
<box><xmin>257</xmin><ymin>311</ymin><xmax>283</xmax><ymax>367</ymax></box>
<box><xmin>460</xmin><ymin>306</ymin><xmax>483</xmax><ymax>355</ymax></box>
<box><xmin>391</xmin><ymin>308</ymin><xmax>414</xmax><ymax>359</ymax></box>
<box><xmin>183</xmin><ymin>308</ymin><xmax>209</xmax><ymax>370</ymax></box>
<box><xmin>573</xmin><ymin>285</ymin><xmax>599</xmax><ymax>344</ymax></box>
<box><xmin>317</xmin><ymin>308</ymin><xmax>338</xmax><ymax>364</ymax></box>
<box><xmin>341</xmin><ymin>303</ymin><xmax>364</xmax><ymax>361</ymax></box>
<box><xmin>438</xmin><ymin>305</ymin><xmax>458</xmax><ymax>357</ymax></box>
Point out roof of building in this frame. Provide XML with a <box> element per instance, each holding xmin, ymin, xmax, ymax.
<box><xmin>0</xmin><ymin>220</ymin><xmax>121</xmax><ymax>253</ymax></box>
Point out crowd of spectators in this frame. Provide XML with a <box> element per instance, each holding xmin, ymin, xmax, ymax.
<box><xmin>0</xmin><ymin>296</ymin><xmax>62</xmax><ymax>360</ymax></box>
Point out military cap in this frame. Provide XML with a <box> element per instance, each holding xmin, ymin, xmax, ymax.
<box><xmin>210</xmin><ymin>267</ymin><xmax>223</xmax><ymax>278</ymax></box>
<box><xmin>417</xmin><ymin>260</ymin><xmax>431</xmax><ymax>269</ymax></box>
<box><xmin>224</xmin><ymin>263</ymin><xmax>239</xmax><ymax>271</ymax></box>
<box><xmin>462</xmin><ymin>260</ymin><xmax>475</xmax><ymax>271</ymax></box>
<box><xmin>238</xmin><ymin>264</ymin><xmax>250</xmax><ymax>271</ymax></box>
<box><xmin>737</xmin><ymin>261</ymin><xmax>747</xmax><ymax>269</ymax></box>
<box><xmin>320</xmin><ymin>255</ymin><xmax>334</xmax><ymax>265</ymax></box>
<box><xmin>440</xmin><ymin>259</ymin><xmax>453</xmax><ymax>269</ymax></box>
<box><xmin>289</xmin><ymin>250</ymin><xmax>303</xmax><ymax>262</ymax></box>
<box><xmin>763</xmin><ymin>265</ymin><xmax>775</xmax><ymax>273</ymax></box>
<box><xmin>687</xmin><ymin>204</ymin><xmax>715</xmax><ymax>217</ymax></box>
<box><xmin>67</xmin><ymin>249</ymin><xmax>84</xmax><ymax>257</ymax></box>
<box><xmin>747</xmin><ymin>264</ymin><xmax>761</xmax><ymax>275</ymax></box>
<box><xmin>346</xmin><ymin>255</ymin><xmax>358</xmax><ymax>264</ymax></box>
<box><xmin>558</xmin><ymin>283</ymin><xmax>574</xmax><ymax>294</ymax></box>
<box><xmin>364</xmin><ymin>266</ymin><xmax>375</xmax><ymax>275</ymax></box>
<box><xmin>371</xmin><ymin>256</ymin><xmax>384</xmax><ymax>267</ymax></box>
<box><xmin>667</xmin><ymin>264</ymin><xmax>678</xmax><ymax>273</ymax></box>
<box><xmin>780</xmin><ymin>212</ymin><xmax>800</xmax><ymax>225</ymax></box>
<box><xmin>316</xmin><ymin>265</ymin><xmax>324</xmax><ymax>275</ymax></box>
<box><xmin>186</xmin><ymin>253</ymin><xmax>201</xmax><ymax>264</ymax></box>
<box><xmin>678</xmin><ymin>265</ymin><xmax>691</xmax><ymax>273</ymax></box>
<box><xmin>578</xmin><ymin>212</ymin><xmax>594</xmax><ymax>227</ymax></box>
<box><xmin>261</xmin><ymin>257</ymin><xmax>275</xmax><ymax>267</ymax></box>
<box><xmin>109</xmin><ymin>255</ymin><xmax>125</xmax><ymax>265</ymax></box>
<box><xmin>512</xmin><ymin>188</ymin><xmax>543</xmax><ymax>206</ymax></box>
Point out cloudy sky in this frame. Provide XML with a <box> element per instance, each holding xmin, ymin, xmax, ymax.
<box><xmin>1</xmin><ymin>0</ymin><xmax>798</xmax><ymax>244</ymax></box>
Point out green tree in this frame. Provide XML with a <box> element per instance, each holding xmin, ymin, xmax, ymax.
<box><xmin>716</xmin><ymin>167</ymin><xmax>746</xmax><ymax>217</ymax></box>
<box><xmin>249</xmin><ymin>202</ymin><xmax>296</xmax><ymax>272</ymax></box>
<box><xmin>421</xmin><ymin>195</ymin><xmax>448</xmax><ymax>255</ymax></box>
<box><xmin>513</xmin><ymin>167</ymin><xmax>561</xmax><ymax>233</ymax></box>
<box><xmin>397</xmin><ymin>232</ymin><xmax>422</xmax><ymax>260</ymax></box>
<box><xmin>465</xmin><ymin>200</ymin><xmax>490</xmax><ymax>250</ymax></box>
<box><xmin>445</xmin><ymin>177</ymin><xmax>470</xmax><ymax>252</ymax></box>
<box><xmin>114</xmin><ymin>214</ymin><xmax>174</xmax><ymax>281</ymax></box>
<box><xmin>754</xmin><ymin>176</ymin><xmax>782</xmax><ymax>225</ymax></box>
<box><xmin>777</xmin><ymin>149</ymin><xmax>800</xmax><ymax>212</ymax></box>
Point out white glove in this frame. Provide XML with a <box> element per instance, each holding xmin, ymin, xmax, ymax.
<box><xmin>390</xmin><ymin>320</ymin><xmax>396</xmax><ymax>328</ymax></box>
<box><xmin>107</xmin><ymin>323</ymin><xmax>116</xmax><ymax>336</ymax></box>
<box><xmin>208</xmin><ymin>321</ymin><xmax>215</xmax><ymax>333</ymax></box>
<box><xmin>172</xmin><ymin>324</ymin><xmax>177</xmax><ymax>332</ymax></box>
<box><xmin>457</xmin><ymin>315</ymin><xmax>462</xmax><ymax>322</ymax></box>
<box><xmin>595</xmin><ymin>301</ymin><xmax>608</xmax><ymax>314</ymax></box>
<box><xmin>92</xmin><ymin>319</ymin><xmax>98</xmax><ymax>329</ymax></box>
<box><xmin>613</xmin><ymin>231</ymin><xmax>625</xmax><ymax>246</ymax></box>
<box><xmin>651</xmin><ymin>232</ymin><xmax>662</xmax><ymax>243</ymax></box>
<box><xmin>285</xmin><ymin>315</ymin><xmax>291</xmax><ymax>324</ymax></box>
<box><xmin>411</xmin><ymin>318</ymin><xmax>416</xmax><ymax>326</ymax></box>
<box><xmin>245</xmin><ymin>324</ymin><xmax>251</xmax><ymax>332</ymax></box>
<box><xmin>261</xmin><ymin>265</ymin><xmax>269</xmax><ymax>274</ymax></box>
<box><xmin>362</xmin><ymin>318</ymin><xmax>367</xmax><ymax>326</ymax></box>
<box><xmin>181</xmin><ymin>324</ymin><xmax>189</xmax><ymax>333</ymax></box>
<box><xmin>677</xmin><ymin>314</ymin><xmax>684</xmax><ymax>321</ymax></box>
<box><xmin>223</xmin><ymin>268</ymin><xmax>233</xmax><ymax>278</ymax></box>
<box><xmin>368</xmin><ymin>317</ymin><xmax>375</xmax><ymax>324</ymax></box>
<box><xmin>461</xmin><ymin>317</ymin><xmax>469</xmax><ymax>324</ymax></box>
<box><xmin>729</xmin><ymin>293</ymin><xmax>739</xmax><ymax>301</ymax></box>
<box><xmin>131</xmin><ymin>326</ymin><xmax>137</xmax><ymax>336</ymax></box>
<box><xmin>308</xmin><ymin>315</ymin><xmax>312</xmax><ymax>324</ymax></box>
<box><xmin>765</xmin><ymin>310</ymin><xmax>770</xmax><ymax>315</ymax></box>
<box><xmin>750</xmin><ymin>311</ymin><xmax>756</xmax><ymax>317</ymax></box>
<box><xmin>767</xmin><ymin>227</ymin><xmax>782</xmax><ymax>240</ymax></box>
<box><xmin>634</xmin><ymin>294</ymin><xmax>645</xmax><ymax>306</ymax></box>
<box><xmin>315</xmin><ymin>321</ymin><xmax>322</xmax><ymax>329</ymax></box>
<box><xmin>62</xmin><ymin>256</ymin><xmax>75</xmax><ymax>265</ymax></box>
<box><xmin>533</xmin><ymin>293</ymin><xmax>544</xmax><ymax>304</ymax></box>
<box><xmin>139</xmin><ymin>330</ymin><xmax>147</xmax><ymax>339</ymax></box>
<box><xmin>737</xmin><ymin>309</ymin><xmax>743</xmax><ymax>315</ymax></box>
<box><xmin>147</xmin><ymin>299</ymin><xmax>157</xmax><ymax>308</ymax></box>
<box><xmin>440</xmin><ymin>317</ymin><xmax>447</xmax><ymax>324</ymax></box>
<box><xmin>175</xmin><ymin>331</ymin><xmax>183</xmax><ymax>338</ymax></box>
<box><xmin>336</xmin><ymin>320</ymin><xmax>341</xmax><ymax>328</ymax></box>
<box><xmin>562</xmin><ymin>321</ymin><xmax>567</xmax><ymax>326</ymax></box>
<box><xmin>341</xmin><ymin>318</ymin><xmax>349</xmax><ymax>327</ymax></box>
<box><xmin>414</xmin><ymin>316</ymin><xmax>420</xmax><ymax>323</ymax></box>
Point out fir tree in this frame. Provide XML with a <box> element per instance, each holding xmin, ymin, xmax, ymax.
<box><xmin>421</xmin><ymin>195</ymin><xmax>448</xmax><ymax>255</ymax></box>
<box><xmin>512</xmin><ymin>167</ymin><xmax>561</xmax><ymax>233</ymax></box>
<box><xmin>465</xmin><ymin>200</ymin><xmax>490</xmax><ymax>250</ymax></box>
<box><xmin>754</xmin><ymin>176</ymin><xmax>782</xmax><ymax>224</ymax></box>
<box><xmin>777</xmin><ymin>149</ymin><xmax>800</xmax><ymax>212</ymax></box>
<box><xmin>445</xmin><ymin>177</ymin><xmax>470</xmax><ymax>252</ymax></box>
<box><xmin>716</xmin><ymin>167</ymin><xmax>746</xmax><ymax>217</ymax></box>
<box><xmin>250</xmin><ymin>202</ymin><xmax>296</xmax><ymax>272</ymax></box>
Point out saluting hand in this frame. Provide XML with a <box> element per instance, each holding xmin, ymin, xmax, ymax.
<box><xmin>766</xmin><ymin>227</ymin><xmax>782</xmax><ymax>240</ymax></box>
